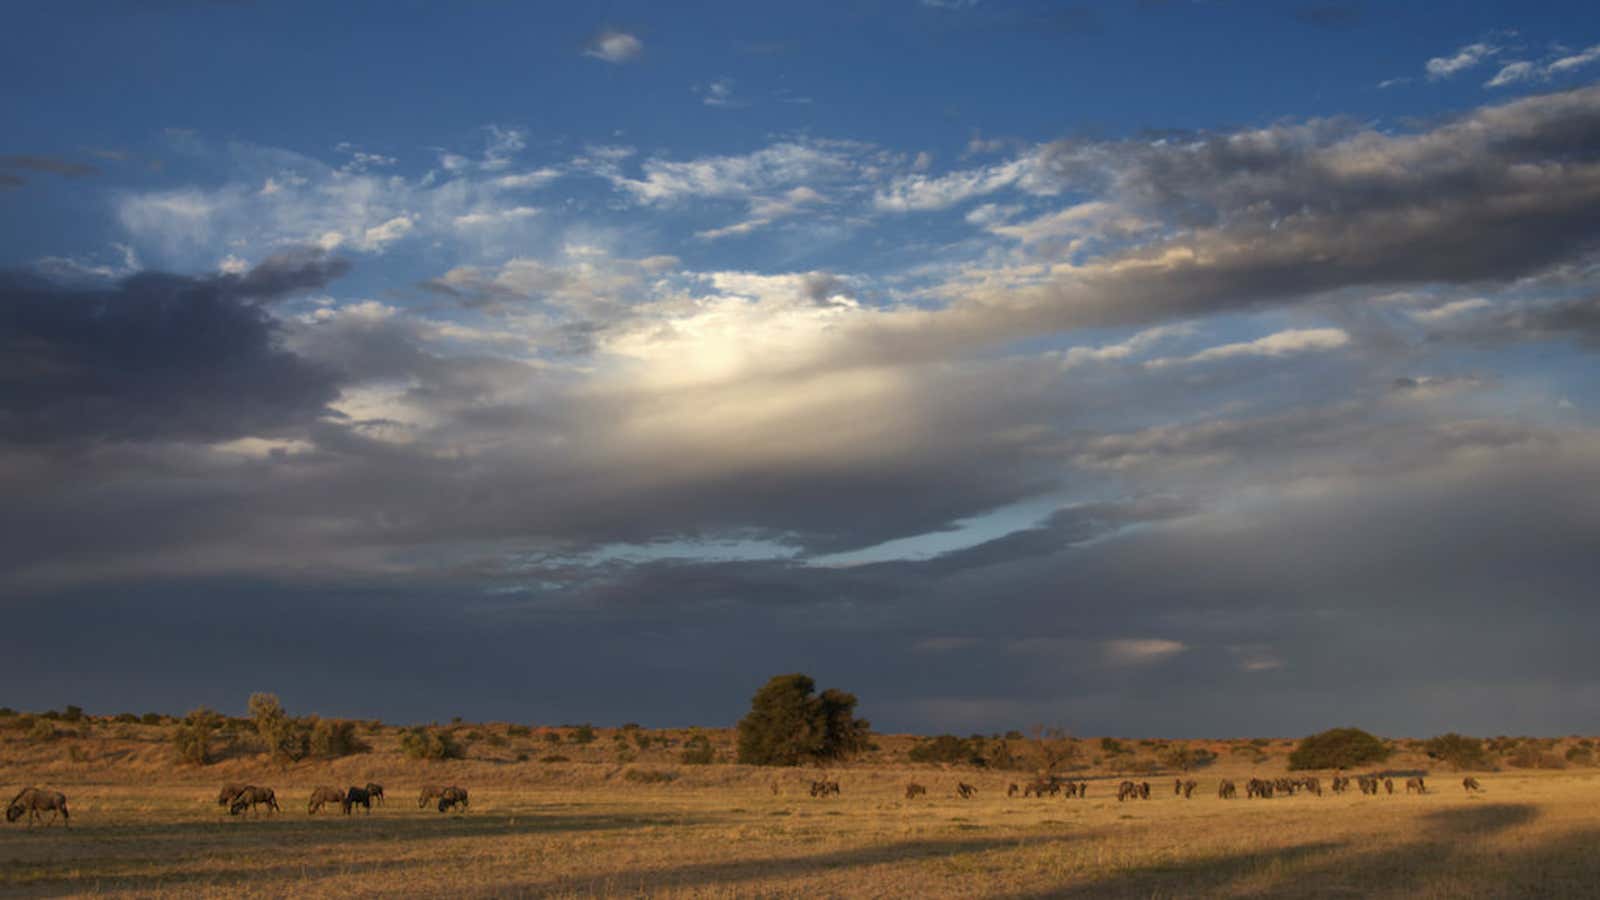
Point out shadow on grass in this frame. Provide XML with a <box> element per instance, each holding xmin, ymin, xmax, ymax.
<box><xmin>994</xmin><ymin>803</ymin><xmax>1576</xmax><ymax>899</ymax></box>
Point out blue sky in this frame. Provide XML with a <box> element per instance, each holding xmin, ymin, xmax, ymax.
<box><xmin>3</xmin><ymin>1</ymin><xmax>1600</xmax><ymax>736</ymax></box>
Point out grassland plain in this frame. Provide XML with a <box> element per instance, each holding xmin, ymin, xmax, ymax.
<box><xmin>3</xmin><ymin>724</ymin><xmax>1599</xmax><ymax>897</ymax></box>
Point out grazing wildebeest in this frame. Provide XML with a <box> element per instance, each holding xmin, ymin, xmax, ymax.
<box><xmin>6</xmin><ymin>788</ymin><xmax>69</xmax><ymax>827</ymax></box>
<box><xmin>809</xmin><ymin>780</ymin><xmax>840</xmax><ymax>798</ymax></box>
<box><xmin>1331</xmin><ymin>775</ymin><xmax>1349</xmax><ymax>794</ymax></box>
<box><xmin>1181</xmin><ymin>779</ymin><xmax>1197</xmax><ymax>799</ymax></box>
<box><xmin>1462</xmin><ymin>776</ymin><xmax>1482</xmax><ymax>793</ymax></box>
<box><xmin>1138</xmin><ymin>781</ymin><xmax>1151</xmax><ymax>800</ymax></box>
<box><xmin>1062</xmin><ymin>780</ymin><xmax>1086</xmax><ymax>798</ymax></box>
<box><xmin>1300</xmin><ymin>777</ymin><xmax>1322</xmax><ymax>797</ymax></box>
<box><xmin>1023</xmin><ymin>779</ymin><xmax>1059</xmax><ymax>798</ymax></box>
<box><xmin>1246</xmin><ymin>778</ymin><xmax>1273</xmax><ymax>799</ymax></box>
<box><xmin>418</xmin><ymin>785</ymin><xmax>449</xmax><ymax>808</ymax></box>
<box><xmin>1007</xmin><ymin>783</ymin><xmax>1019</xmax><ymax>797</ymax></box>
<box><xmin>1117</xmin><ymin>780</ymin><xmax>1138</xmax><ymax>802</ymax></box>
<box><xmin>905</xmin><ymin>782</ymin><xmax>927</xmax><ymax>800</ymax></box>
<box><xmin>1405</xmin><ymin>777</ymin><xmax>1426</xmax><ymax>794</ymax></box>
<box><xmin>217</xmin><ymin>783</ymin><xmax>250</xmax><ymax>807</ymax></box>
<box><xmin>1174</xmin><ymin>778</ymin><xmax>1184</xmax><ymax>796</ymax></box>
<box><xmin>956</xmin><ymin>782</ymin><xmax>977</xmax><ymax>799</ymax></box>
<box><xmin>1358</xmin><ymin>776</ymin><xmax>1379</xmax><ymax>796</ymax></box>
<box><xmin>229</xmin><ymin>786</ymin><xmax>279</xmax><ymax>816</ymax></box>
<box><xmin>365</xmin><ymin>783</ymin><xmax>385</xmax><ymax>805</ymax></box>
<box><xmin>343</xmin><ymin>786</ymin><xmax>373</xmax><ymax>814</ymax></box>
<box><xmin>1218</xmin><ymin>780</ymin><xmax>1237</xmax><ymax>799</ymax></box>
<box><xmin>1384</xmin><ymin>778</ymin><xmax>1395</xmax><ymax>795</ymax></box>
<box><xmin>307</xmin><ymin>786</ymin><xmax>344</xmax><ymax>814</ymax></box>
<box><xmin>437</xmin><ymin>786</ymin><xmax>469</xmax><ymax>812</ymax></box>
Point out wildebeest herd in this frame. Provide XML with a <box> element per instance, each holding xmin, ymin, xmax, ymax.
<box><xmin>210</xmin><ymin>781</ymin><xmax>460</xmax><ymax>816</ymax></box>
<box><xmin>1</xmin><ymin>771</ymin><xmax>1491</xmax><ymax>830</ymax></box>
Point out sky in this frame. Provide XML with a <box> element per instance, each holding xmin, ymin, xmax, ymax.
<box><xmin>3</xmin><ymin>1</ymin><xmax>1600</xmax><ymax>738</ymax></box>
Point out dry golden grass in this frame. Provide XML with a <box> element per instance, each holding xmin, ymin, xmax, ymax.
<box><xmin>4</xmin><ymin>726</ymin><xmax>1600</xmax><ymax>897</ymax></box>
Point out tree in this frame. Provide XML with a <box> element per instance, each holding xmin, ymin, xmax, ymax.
<box><xmin>1288</xmin><ymin>727</ymin><xmax>1390</xmax><ymax>770</ymax></box>
<box><xmin>172</xmin><ymin>707</ymin><xmax>221</xmax><ymax>765</ymax></box>
<box><xmin>249</xmin><ymin>692</ymin><xmax>306</xmax><ymax>763</ymax></box>
<box><xmin>1423</xmin><ymin>733</ymin><xmax>1489</xmax><ymax>770</ymax></box>
<box><xmin>736</xmin><ymin>673</ymin><xmax>871</xmax><ymax>766</ymax></box>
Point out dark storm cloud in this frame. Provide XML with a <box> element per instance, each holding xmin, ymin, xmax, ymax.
<box><xmin>1438</xmin><ymin>295</ymin><xmax>1600</xmax><ymax>347</ymax></box>
<box><xmin>0</xmin><ymin>250</ymin><xmax>347</xmax><ymax>445</ymax></box>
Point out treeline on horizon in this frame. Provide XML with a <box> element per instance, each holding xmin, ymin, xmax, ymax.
<box><xmin>4</xmin><ymin>674</ymin><xmax>1595</xmax><ymax>773</ymax></box>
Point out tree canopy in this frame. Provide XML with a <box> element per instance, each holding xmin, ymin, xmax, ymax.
<box><xmin>736</xmin><ymin>673</ymin><xmax>871</xmax><ymax>766</ymax></box>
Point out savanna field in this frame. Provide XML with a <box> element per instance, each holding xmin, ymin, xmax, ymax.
<box><xmin>5</xmin><ymin>715</ymin><xmax>1600</xmax><ymax>898</ymax></box>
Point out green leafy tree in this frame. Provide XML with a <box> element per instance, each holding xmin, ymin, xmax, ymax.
<box><xmin>249</xmin><ymin>692</ymin><xmax>307</xmax><ymax>763</ymax></box>
<box><xmin>736</xmin><ymin>673</ymin><xmax>871</xmax><ymax>766</ymax></box>
<box><xmin>1288</xmin><ymin>727</ymin><xmax>1390</xmax><ymax>770</ymax></box>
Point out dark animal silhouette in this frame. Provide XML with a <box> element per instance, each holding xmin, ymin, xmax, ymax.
<box><xmin>1117</xmin><ymin>780</ymin><xmax>1138</xmax><ymax>802</ymax></box>
<box><xmin>343</xmin><ymin>786</ymin><xmax>372</xmax><ymax>814</ymax></box>
<box><xmin>436</xmin><ymin>786</ymin><xmax>469</xmax><ymax>812</ymax></box>
<box><xmin>217</xmin><ymin>783</ymin><xmax>250</xmax><ymax>807</ymax></box>
<box><xmin>229</xmin><ymin>786</ymin><xmax>279</xmax><ymax>816</ymax></box>
<box><xmin>6</xmin><ymin>788</ymin><xmax>69</xmax><ymax>827</ymax></box>
<box><xmin>1218</xmin><ymin>780</ymin><xmax>1237</xmax><ymax>799</ymax></box>
<box><xmin>809</xmin><ymin>780</ymin><xmax>840</xmax><ymax>798</ymax></box>
<box><xmin>365</xmin><ymin>782</ymin><xmax>385</xmax><ymax>805</ymax></box>
<box><xmin>418</xmin><ymin>785</ymin><xmax>448</xmax><ymax>808</ymax></box>
<box><xmin>1384</xmin><ymin>778</ymin><xmax>1395</xmax><ymax>795</ymax></box>
<box><xmin>1300</xmin><ymin>777</ymin><xmax>1322</xmax><ymax>796</ymax></box>
<box><xmin>905</xmin><ymin>782</ymin><xmax>927</xmax><ymax>800</ymax></box>
<box><xmin>956</xmin><ymin>782</ymin><xmax>977</xmax><ymax>799</ymax></box>
<box><xmin>1462</xmin><ymin>776</ymin><xmax>1482</xmax><ymax>792</ymax></box>
<box><xmin>1023</xmin><ymin>779</ymin><xmax>1060</xmax><ymax>798</ymax></box>
<box><xmin>1007</xmin><ymin>783</ymin><xmax>1019</xmax><ymax>797</ymax></box>
<box><xmin>1405</xmin><ymin>777</ymin><xmax>1425</xmax><ymax>794</ymax></box>
<box><xmin>307</xmin><ymin>786</ymin><xmax>344</xmax><ymax>814</ymax></box>
<box><xmin>1331</xmin><ymin>775</ymin><xmax>1349</xmax><ymax>794</ymax></box>
<box><xmin>1139</xmin><ymin>781</ymin><xmax>1151</xmax><ymax>800</ymax></box>
<box><xmin>1180</xmin><ymin>779</ymin><xmax>1197</xmax><ymax>798</ymax></box>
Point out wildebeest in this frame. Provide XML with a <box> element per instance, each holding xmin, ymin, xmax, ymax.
<box><xmin>307</xmin><ymin>786</ymin><xmax>344</xmax><ymax>814</ymax></box>
<box><xmin>436</xmin><ymin>786</ymin><xmax>469</xmax><ymax>812</ymax></box>
<box><xmin>1300</xmin><ymin>777</ymin><xmax>1322</xmax><ymax>797</ymax></box>
<box><xmin>905</xmin><ymin>782</ymin><xmax>927</xmax><ymax>800</ymax></box>
<box><xmin>1062</xmin><ymin>780</ymin><xmax>1086</xmax><ymax>798</ymax></box>
<box><xmin>365</xmin><ymin>782</ymin><xmax>385</xmax><ymax>805</ymax></box>
<box><xmin>6</xmin><ymin>788</ymin><xmax>69</xmax><ymax>827</ymax></box>
<box><xmin>1384</xmin><ymin>778</ymin><xmax>1395</xmax><ymax>795</ymax></box>
<box><xmin>1023</xmin><ymin>778</ymin><xmax>1061</xmax><ymax>798</ymax></box>
<box><xmin>1138</xmin><ymin>781</ymin><xmax>1151</xmax><ymax>800</ymax></box>
<box><xmin>956</xmin><ymin>782</ymin><xmax>977</xmax><ymax>799</ymax></box>
<box><xmin>217</xmin><ymin>783</ymin><xmax>250</xmax><ymax>807</ymax></box>
<box><xmin>1405</xmin><ymin>777</ymin><xmax>1426</xmax><ymax>794</ymax></box>
<box><xmin>418</xmin><ymin>785</ymin><xmax>449</xmax><ymax>808</ymax></box>
<box><xmin>343</xmin><ymin>786</ymin><xmax>373</xmax><ymax>814</ymax></box>
<box><xmin>1180</xmin><ymin>779</ymin><xmax>1197</xmax><ymax>798</ymax></box>
<box><xmin>809</xmin><ymin>780</ymin><xmax>840</xmax><ymax>798</ymax></box>
<box><xmin>229</xmin><ymin>786</ymin><xmax>280</xmax><ymax>816</ymax></box>
<box><xmin>1218</xmin><ymin>780</ymin><xmax>1237</xmax><ymax>799</ymax></box>
<box><xmin>1462</xmin><ymin>776</ymin><xmax>1482</xmax><ymax>793</ymax></box>
<box><xmin>1357</xmin><ymin>776</ymin><xmax>1379</xmax><ymax>796</ymax></box>
<box><xmin>1174</xmin><ymin>778</ymin><xmax>1183</xmax><ymax>796</ymax></box>
<box><xmin>1246</xmin><ymin>778</ymin><xmax>1274</xmax><ymax>799</ymax></box>
<box><xmin>1117</xmin><ymin>780</ymin><xmax>1138</xmax><ymax>802</ymax></box>
<box><xmin>1331</xmin><ymin>775</ymin><xmax>1349</xmax><ymax>794</ymax></box>
<box><xmin>1007</xmin><ymin>782</ymin><xmax>1019</xmax><ymax>797</ymax></box>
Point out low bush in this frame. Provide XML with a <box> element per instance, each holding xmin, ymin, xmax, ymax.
<box><xmin>400</xmin><ymin>727</ymin><xmax>463</xmax><ymax>761</ymax></box>
<box><xmin>540</xmin><ymin>754</ymin><xmax>570</xmax><ymax>763</ymax></box>
<box><xmin>680</xmin><ymin>732</ymin><xmax>717</xmax><ymax>765</ymax></box>
<box><xmin>1289</xmin><ymin>728</ymin><xmax>1390</xmax><ymax>770</ymax></box>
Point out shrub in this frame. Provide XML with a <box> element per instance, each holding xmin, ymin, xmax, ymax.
<box><xmin>400</xmin><ymin>727</ymin><xmax>463</xmax><ymax>761</ymax></box>
<box><xmin>570</xmin><ymin>724</ymin><xmax>597</xmax><ymax>745</ymax></box>
<box><xmin>507</xmin><ymin>725</ymin><xmax>531</xmax><ymax>738</ymax></box>
<box><xmin>172</xmin><ymin>707</ymin><xmax>220</xmax><ymax>765</ymax></box>
<box><xmin>909</xmin><ymin>734</ymin><xmax>981</xmax><ymax>766</ymax></box>
<box><xmin>736</xmin><ymin>673</ymin><xmax>870</xmax><ymax>766</ymax></box>
<box><xmin>307</xmin><ymin>718</ymin><xmax>369</xmax><ymax>758</ymax></box>
<box><xmin>141</xmin><ymin>713</ymin><xmax>164</xmax><ymax>726</ymax></box>
<box><xmin>516</xmin><ymin>752</ymin><xmax>530</xmax><ymax>762</ymax></box>
<box><xmin>1564</xmin><ymin>746</ymin><xmax>1594</xmax><ymax>766</ymax></box>
<box><xmin>113</xmin><ymin>712</ymin><xmax>140</xmax><ymax>724</ymax></box>
<box><xmin>623</xmin><ymin>768</ymin><xmax>678</xmax><ymax>784</ymax></box>
<box><xmin>680</xmin><ymin>732</ymin><xmax>717</xmax><ymax>765</ymax></box>
<box><xmin>61</xmin><ymin>705</ymin><xmax>84</xmax><ymax>722</ymax></box>
<box><xmin>544</xmin><ymin>731</ymin><xmax>562</xmax><ymax>744</ymax></box>
<box><xmin>1158</xmin><ymin>745</ymin><xmax>1217</xmax><ymax>771</ymax></box>
<box><xmin>1288</xmin><ymin>728</ymin><xmax>1390</xmax><ymax>770</ymax></box>
<box><xmin>1423</xmin><ymin>733</ymin><xmax>1490</xmax><ymax>770</ymax></box>
<box><xmin>249</xmin><ymin>693</ymin><xmax>308</xmax><ymax>763</ymax></box>
<box><xmin>540</xmin><ymin>754</ymin><xmax>570</xmax><ymax>763</ymax></box>
<box><xmin>28</xmin><ymin>719</ymin><xmax>57</xmax><ymax>742</ymax></box>
<box><xmin>0</xmin><ymin>707</ymin><xmax>14</xmax><ymax>717</ymax></box>
<box><xmin>1099</xmin><ymin>737</ymin><xmax>1127</xmax><ymax>755</ymax></box>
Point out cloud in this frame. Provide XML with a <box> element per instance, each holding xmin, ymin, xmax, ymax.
<box><xmin>1425</xmin><ymin>41</ymin><xmax>1500</xmax><ymax>80</ymax></box>
<box><xmin>1485</xmin><ymin>44</ymin><xmax>1600</xmax><ymax>88</ymax></box>
<box><xmin>584</xmin><ymin>29</ymin><xmax>643</xmax><ymax>63</ymax></box>
<box><xmin>1103</xmin><ymin>638</ymin><xmax>1186</xmax><ymax>666</ymax></box>
<box><xmin>0</xmin><ymin>155</ymin><xmax>102</xmax><ymax>178</ymax></box>
<box><xmin>1145</xmin><ymin>328</ymin><xmax>1350</xmax><ymax>368</ymax></box>
<box><xmin>0</xmin><ymin>250</ymin><xmax>348</xmax><ymax>446</ymax></box>
<box><xmin>697</xmin><ymin>78</ymin><xmax>742</xmax><ymax>108</ymax></box>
